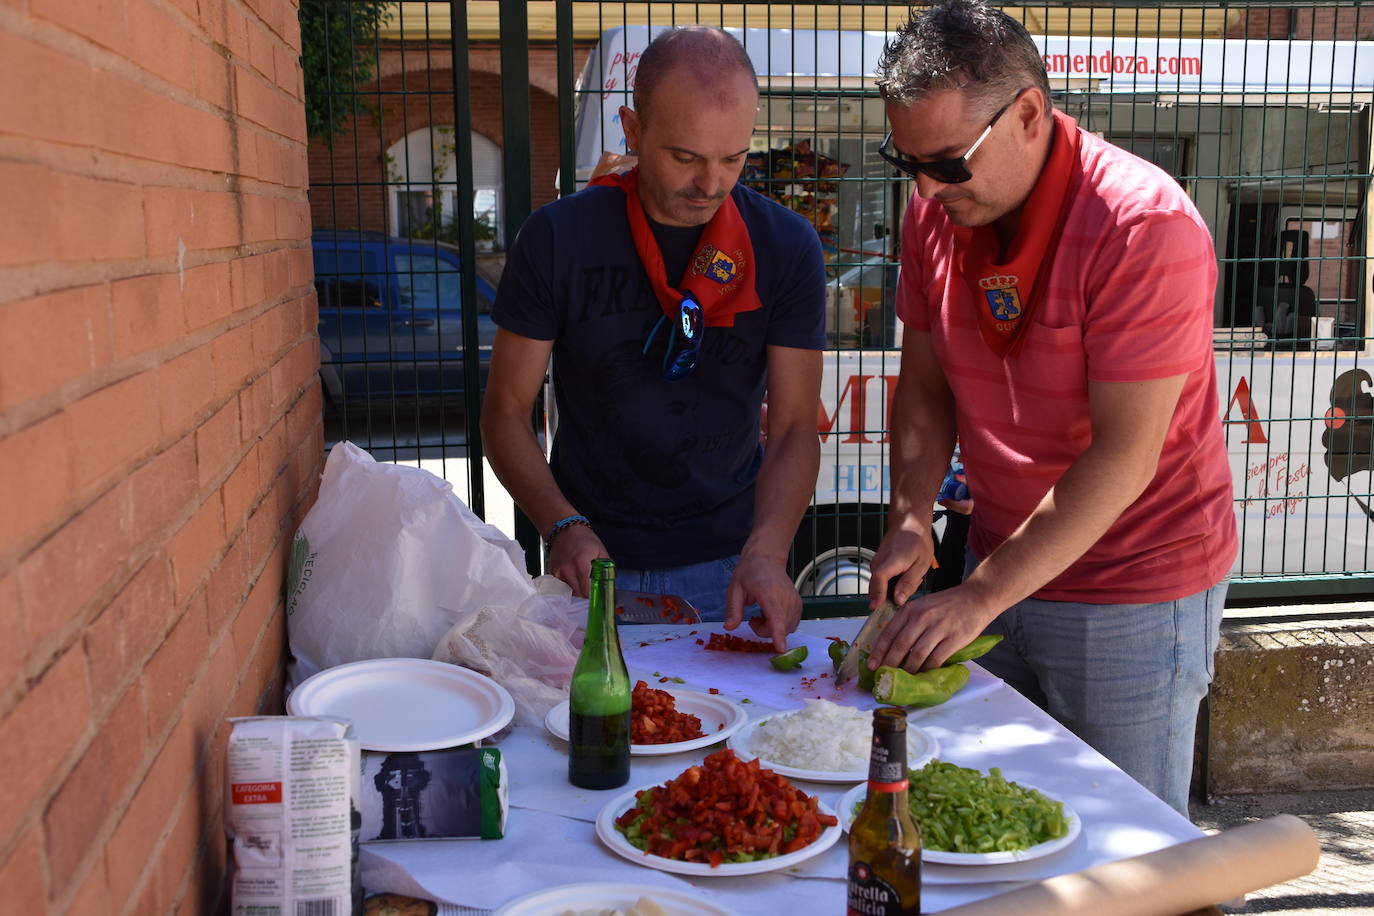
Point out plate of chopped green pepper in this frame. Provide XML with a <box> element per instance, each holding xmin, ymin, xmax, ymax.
<box><xmin>839</xmin><ymin>759</ymin><xmax>1081</xmax><ymax>865</ymax></box>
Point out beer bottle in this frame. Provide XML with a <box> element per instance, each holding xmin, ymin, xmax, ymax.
<box><xmin>568</xmin><ymin>558</ymin><xmax>631</xmax><ymax>789</ymax></box>
<box><xmin>846</xmin><ymin>707</ymin><xmax>921</xmax><ymax>915</ymax></box>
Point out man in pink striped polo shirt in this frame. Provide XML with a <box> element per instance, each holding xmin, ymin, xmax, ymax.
<box><xmin>863</xmin><ymin>0</ymin><xmax>1237</xmax><ymax>816</ymax></box>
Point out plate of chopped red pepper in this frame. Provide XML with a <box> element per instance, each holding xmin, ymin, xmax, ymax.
<box><xmin>596</xmin><ymin>749</ymin><xmax>842</xmax><ymax>876</ymax></box>
<box><xmin>546</xmin><ymin>681</ymin><xmax>748</xmax><ymax>756</ymax></box>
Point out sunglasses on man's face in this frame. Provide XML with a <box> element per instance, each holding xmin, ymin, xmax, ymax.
<box><xmin>642</xmin><ymin>292</ymin><xmax>704</xmax><ymax>381</ymax></box>
<box><xmin>878</xmin><ymin>90</ymin><xmax>1025</xmax><ymax>185</ymax></box>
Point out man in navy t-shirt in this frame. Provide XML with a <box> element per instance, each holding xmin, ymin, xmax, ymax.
<box><xmin>482</xmin><ymin>26</ymin><xmax>826</xmax><ymax>649</ymax></box>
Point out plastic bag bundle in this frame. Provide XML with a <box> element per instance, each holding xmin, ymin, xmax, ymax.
<box><xmin>433</xmin><ymin>575</ymin><xmax>586</xmax><ymax>728</ymax></box>
<box><xmin>286</xmin><ymin>441</ymin><xmax>535</xmax><ymax>688</ymax></box>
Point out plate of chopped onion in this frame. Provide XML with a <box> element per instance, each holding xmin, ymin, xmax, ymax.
<box><xmin>546</xmin><ymin>682</ymin><xmax>748</xmax><ymax>756</ymax></box>
<box><xmin>726</xmin><ymin>698</ymin><xmax>939</xmax><ymax>783</ymax></box>
<box><xmin>839</xmin><ymin>760</ymin><xmax>1081</xmax><ymax>865</ymax></box>
<box><xmin>597</xmin><ymin>749</ymin><xmax>842</xmax><ymax>876</ymax></box>
<box><xmin>491</xmin><ymin>882</ymin><xmax>737</xmax><ymax>916</ymax></box>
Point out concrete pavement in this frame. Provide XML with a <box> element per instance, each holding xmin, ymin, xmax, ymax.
<box><xmin>1191</xmin><ymin>789</ymin><xmax>1374</xmax><ymax>914</ymax></box>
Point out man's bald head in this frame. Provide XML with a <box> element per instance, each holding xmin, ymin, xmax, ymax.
<box><xmin>632</xmin><ymin>27</ymin><xmax>759</xmax><ymax>127</ymax></box>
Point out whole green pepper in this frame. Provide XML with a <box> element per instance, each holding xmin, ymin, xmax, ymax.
<box><xmin>828</xmin><ymin>639</ymin><xmax>849</xmax><ymax>671</ymax></box>
<box><xmin>943</xmin><ymin>634</ymin><xmax>1003</xmax><ymax>666</ymax></box>
<box><xmin>872</xmin><ymin>664</ymin><xmax>970</xmax><ymax>707</ymax></box>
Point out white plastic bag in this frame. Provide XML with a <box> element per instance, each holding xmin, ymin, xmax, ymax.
<box><xmin>286</xmin><ymin>441</ymin><xmax>535</xmax><ymax>689</ymax></box>
<box><xmin>432</xmin><ymin>575</ymin><xmax>587</xmax><ymax>728</ymax></box>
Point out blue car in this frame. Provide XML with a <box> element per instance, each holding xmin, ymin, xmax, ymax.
<box><xmin>311</xmin><ymin>230</ymin><xmax>498</xmax><ymax>416</ymax></box>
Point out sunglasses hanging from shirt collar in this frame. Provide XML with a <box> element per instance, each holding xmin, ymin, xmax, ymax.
<box><xmin>642</xmin><ymin>291</ymin><xmax>704</xmax><ymax>381</ymax></box>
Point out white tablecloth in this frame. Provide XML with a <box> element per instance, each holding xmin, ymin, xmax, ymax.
<box><xmin>362</xmin><ymin>618</ymin><xmax>1204</xmax><ymax>914</ymax></box>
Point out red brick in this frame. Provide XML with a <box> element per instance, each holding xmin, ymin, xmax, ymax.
<box><xmin>168</xmin><ymin>498</ymin><xmax>223</xmax><ymax>605</ymax></box>
<box><xmin>0</xmin><ymin>284</ymin><xmax>111</xmax><ymax>412</ymax></box>
<box><xmin>126</xmin><ymin>0</ymin><xmax>196</xmax><ymax>92</ymax></box>
<box><xmin>0</xmin><ymin>831</ymin><xmax>47</xmax><ymax>914</ymax></box>
<box><xmin>44</xmin><ymin>728</ymin><xmax>117</xmax><ymax>887</ymax></box>
<box><xmin>31</xmin><ymin>0</ymin><xmax>129</xmax><ymax>55</ymax></box>
<box><xmin>156</xmin><ymin>187</ymin><xmax>244</xmax><ymax>255</ymax></box>
<box><xmin>245</xmin><ymin>16</ymin><xmax>276</xmax><ymax>80</ymax></box>
<box><xmin>173</xmin><ymin>105</ymin><xmax>238</xmax><ymax>175</ymax></box>
<box><xmin>221</xmin><ymin>449</ymin><xmax>261</xmax><ymax>533</ymax></box>
<box><xmin>0</xmin><ymin>575</ymin><xmax>24</xmax><ymax>692</ymax></box>
<box><xmin>206</xmin><ymin>536</ymin><xmax>252</xmax><ymax>635</ymax></box>
<box><xmin>211</xmin><ymin>323</ymin><xmax>256</xmax><ymax>402</ymax></box>
<box><xmin>0</xmin><ymin>411</ymin><xmax>75</xmax><ymax>556</ymax></box>
<box><xmin>57</xmin><ymin>172</ymin><xmax>148</xmax><ymax>263</ymax></box>
<box><xmin>0</xmin><ymin>649</ymin><xmax>91</xmax><ymax>846</ymax></box>
<box><xmin>183</xmin><ymin>260</ymin><xmax>234</xmax><ymax>333</ymax></box>
<box><xmin>144</xmin><ymin>598</ymin><xmax>209</xmax><ymax>740</ymax></box>
<box><xmin>159</xmin><ymin>801</ymin><xmax>208</xmax><ymax>916</ymax></box>
<box><xmin>16</xmin><ymin>483</ymin><xmax>133</xmax><ymax>655</ymax></box>
<box><xmin>193</xmin><ymin>39</ymin><xmax>232</xmax><ymax>111</ymax></box>
<box><xmin>67</xmin><ymin>371</ymin><xmax>160</xmax><ymax>493</ymax></box>
<box><xmin>256</xmin><ymin>416</ymin><xmax>288</xmax><ymax>486</ymax></box>
<box><xmin>65</xmin><ymin>855</ymin><xmax>114</xmax><ymax>916</ymax></box>
<box><xmin>108</xmin><ymin>553</ymin><xmax>175</xmax><ymax>672</ymax></box>
<box><xmin>285</xmin><ymin>244</ymin><xmax>313</xmax><ymax>289</ymax></box>
<box><xmin>0</xmin><ymin>30</ymin><xmax>97</xmax><ymax>153</ymax></box>
<box><xmin>249</xmin><ymin>299</ymin><xmax>289</xmax><ymax>366</ymax></box>
<box><xmin>111</xmin><ymin>272</ymin><xmax>185</xmax><ymax>361</ymax></box>
<box><xmin>196</xmin><ymin>399</ymin><xmax>241</xmax><ymax>489</ymax></box>
<box><xmin>158</xmin><ymin>344</ymin><xmax>216</xmax><ymax>439</ymax></box>
<box><xmin>0</xmin><ymin>161</ymin><xmax>63</xmax><ymax>268</ymax></box>
<box><xmin>241</xmin><ymin>191</ymin><xmax>277</xmax><ymax>244</ymax></box>
<box><xmin>237</xmin><ymin>373</ymin><xmax>275</xmax><ymax>441</ymax></box>
<box><xmin>130</xmin><ymin>436</ymin><xmax>197</xmax><ymax>547</ymax></box>
<box><xmin>262</xmin><ymin>248</ymin><xmax>290</xmax><ymax>304</ymax></box>
<box><xmin>276</xmin><ymin>196</ymin><xmax>310</xmax><ymax>242</ymax></box>
<box><xmin>106</xmin><ymin>772</ymin><xmax>172</xmax><ymax>909</ymax></box>
<box><xmin>231</xmin><ymin>251</ymin><xmax>267</xmax><ymax>312</ymax></box>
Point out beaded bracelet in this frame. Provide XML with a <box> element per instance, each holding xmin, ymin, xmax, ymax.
<box><xmin>544</xmin><ymin>514</ymin><xmax>591</xmax><ymax>547</ymax></box>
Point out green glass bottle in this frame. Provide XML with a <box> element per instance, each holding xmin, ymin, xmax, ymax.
<box><xmin>846</xmin><ymin>707</ymin><xmax>922</xmax><ymax>915</ymax></box>
<box><xmin>568</xmin><ymin>558</ymin><xmax>631</xmax><ymax>790</ymax></box>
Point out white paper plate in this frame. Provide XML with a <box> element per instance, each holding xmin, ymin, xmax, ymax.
<box><xmin>596</xmin><ymin>785</ymin><xmax>842</xmax><ymax>877</ymax></box>
<box><xmin>726</xmin><ymin>715</ymin><xmax>939</xmax><ymax>783</ymax></box>
<box><xmin>545</xmin><ymin>688</ymin><xmax>748</xmax><ymax>756</ymax></box>
<box><xmin>492</xmin><ymin>882</ymin><xmax>737</xmax><ymax>916</ymax></box>
<box><xmin>286</xmin><ymin>658</ymin><xmax>515</xmax><ymax>751</ymax></box>
<box><xmin>837</xmin><ymin>778</ymin><xmax>1082</xmax><ymax>865</ymax></box>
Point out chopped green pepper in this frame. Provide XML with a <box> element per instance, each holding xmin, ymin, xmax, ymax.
<box><xmin>872</xmin><ymin>663</ymin><xmax>970</xmax><ymax>707</ymax></box>
<box><xmin>828</xmin><ymin>639</ymin><xmax>849</xmax><ymax>671</ymax></box>
<box><xmin>769</xmin><ymin>645</ymin><xmax>808</xmax><ymax>671</ymax></box>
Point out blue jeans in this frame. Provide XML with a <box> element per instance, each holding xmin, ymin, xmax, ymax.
<box><xmin>616</xmin><ymin>556</ymin><xmax>741</xmax><ymax>623</ymax></box>
<box><xmin>973</xmin><ymin>563</ymin><xmax>1227</xmax><ymax>816</ymax></box>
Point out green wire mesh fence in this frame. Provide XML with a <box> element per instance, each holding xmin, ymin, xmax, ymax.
<box><xmin>304</xmin><ymin>1</ymin><xmax>1372</xmax><ymax>605</ymax></box>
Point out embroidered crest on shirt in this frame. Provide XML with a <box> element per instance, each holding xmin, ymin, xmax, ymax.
<box><xmin>979</xmin><ymin>274</ymin><xmax>1023</xmax><ymax>330</ymax></box>
<box><xmin>693</xmin><ymin>243</ymin><xmax>745</xmax><ymax>291</ymax></box>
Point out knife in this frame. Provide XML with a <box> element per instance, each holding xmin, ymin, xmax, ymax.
<box><xmin>834</xmin><ymin>587</ymin><xmax>901</xmax><ymax>687</ymax></box>
<box><xmin>613</xmin><ymin>589</ymin><xmax>703</xmax><ymax>625</ymax></box>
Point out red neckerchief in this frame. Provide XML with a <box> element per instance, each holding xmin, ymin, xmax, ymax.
<box><xmin>590</xmin><ymin>167</ymin><xmax>762</xmax><ymax>328</ymax></box>
<box><xmin>953</xmin><ymin>109</ymin><xmax>1082</xmax><ymax>358</ymax></box>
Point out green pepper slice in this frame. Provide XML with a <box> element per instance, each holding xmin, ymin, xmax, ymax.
<box><xmin>769</xmin><ymin>645</ymin><xmax>809</xmax><ymax>671</ymax></box>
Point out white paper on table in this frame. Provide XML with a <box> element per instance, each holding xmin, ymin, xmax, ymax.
<box><xmin>360</xmin><ymin>807</ymin><xmax>719</xmax><ymax>910</ymax></box>
<box><xmin>624</xmin><ymin>630</ymin><xmax>1001</xmax><ymax>713</ymax></box>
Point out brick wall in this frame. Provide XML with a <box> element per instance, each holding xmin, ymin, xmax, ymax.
<box><xmin>0</xmin><ymin>0</ymin><xmax>318</xmax><ymax>912</ymax></box>
<box><xmin>308</xmin><ymin>43</ymin><xmax>580</xmax><ymax>238</ymax></box>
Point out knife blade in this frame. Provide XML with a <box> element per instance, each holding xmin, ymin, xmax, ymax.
<box><xmin>834</xmin><ymin>591</ymin><xmax>901</xmax><ymax>686</ymax></box>
<box><xmin>613</xmin><ymin>589</ymin><xmax>703</xmax><ymax>625</ymax></box>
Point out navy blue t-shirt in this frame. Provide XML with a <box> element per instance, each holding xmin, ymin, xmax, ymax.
<box><xmin>493</xmin><ymin>182</ymin><xmax>826</xmax><ymax>568</ymax></box>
